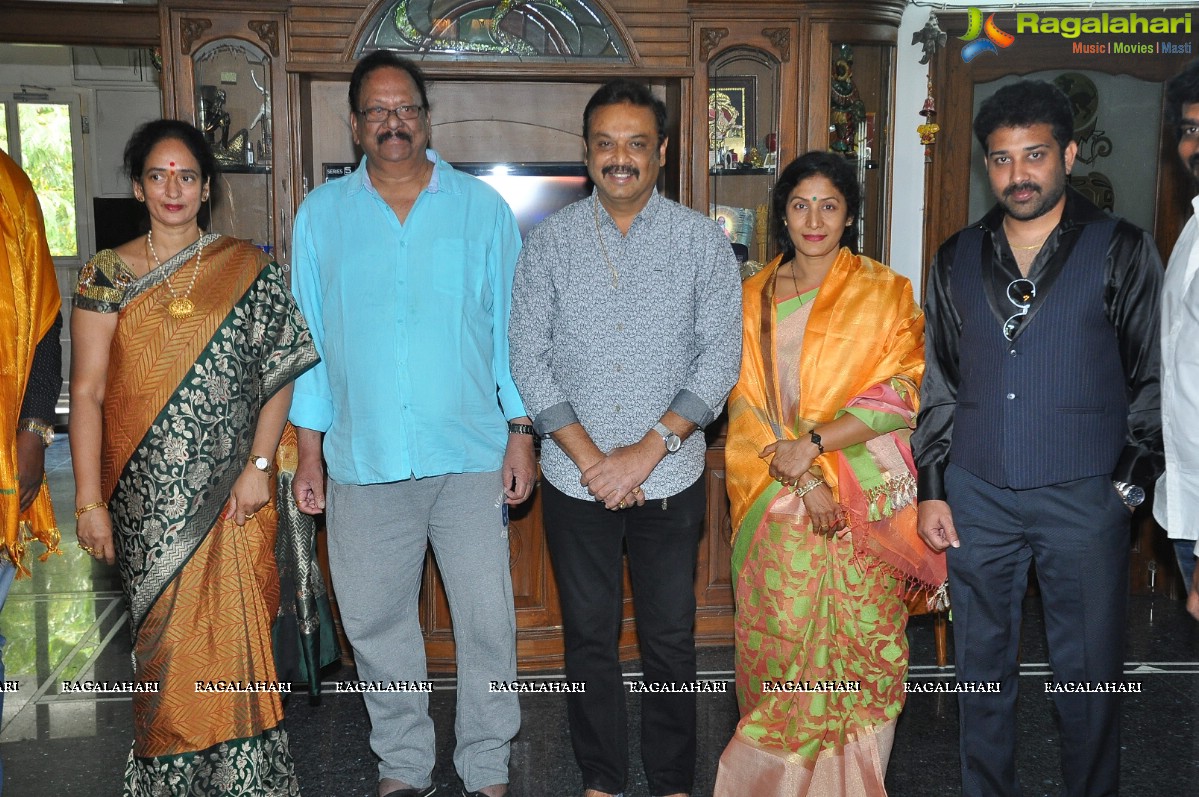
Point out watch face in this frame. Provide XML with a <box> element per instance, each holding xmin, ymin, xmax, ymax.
<box><xmin>252</xmin><ymin>456</ymin><xmax>270</xmax><ymax>471</ymax></box>
<box><xmin>1125</xmin><ymin>485</ymin><xmax>1146</xmax><ymax>507</ymax></box>
<box><xmin>666</xmin><ymin>434</ymin><xmax>682</xmax><ymax>453</ymax></box>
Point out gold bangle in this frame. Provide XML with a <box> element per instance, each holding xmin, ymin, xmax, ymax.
<box><xmin>792</xmin><ymin>478</ymin><xmax>824</xmax><ymax>498</ymax></box>
<box><xmin>74</xmin><ymin>501</ymin><xmax>108</xmax><ymax>519</ymax></box>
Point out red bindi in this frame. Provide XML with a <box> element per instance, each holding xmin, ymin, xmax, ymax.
<box><xmin>169</xmin><ymin>161</ymin><xmax>175</xmax><ymax>167</ymax></box>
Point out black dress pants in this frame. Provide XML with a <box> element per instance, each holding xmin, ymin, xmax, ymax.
<box><xmin>542</xmin><ymin>476</ymin><xmax>706</xmax><ymax>797</ymax></box>
<box><xmin>944</xmin><ymin>464</ymin><xmax>1129</xmax><ymax>797</ymax></box>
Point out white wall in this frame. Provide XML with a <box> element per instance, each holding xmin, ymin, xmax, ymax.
<box><xmin>891</xmin><ymin>0</ymin><xmax>1195</xmax><ymax>296</ymax></box>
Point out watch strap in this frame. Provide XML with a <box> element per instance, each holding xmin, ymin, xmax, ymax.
<box><xmin>507</xmin><ymin>422</ymin><xmax>536</xmax><ymax>436</ymax></box>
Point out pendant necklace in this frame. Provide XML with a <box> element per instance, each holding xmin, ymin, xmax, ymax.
<box><xmin>147</xmin><ymin>230</ymin><xmax>204</xmax><ymax>319</ymax></box>
<box><xmin>592</xmin><ymin>197</ymin><xmax>620</xmax><ymax>289</ymax></box>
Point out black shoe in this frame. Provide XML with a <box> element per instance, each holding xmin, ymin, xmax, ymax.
<box><xmin>381</xmin><ymin>786</ymin><xmax>437</xmax><ymax>797</ymax></box>
<box><xmin>460</xmin><ymin>788</ymin><xmax>508</xmax><ymax>797</ymax></box>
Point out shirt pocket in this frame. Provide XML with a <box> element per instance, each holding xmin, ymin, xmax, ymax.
<box><xmin>422</xmin><ymin>238</ymin><xmax>488</xmax><ymax>309</ymax></box>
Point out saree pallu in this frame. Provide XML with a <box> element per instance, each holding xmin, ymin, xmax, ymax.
<box><xmin>716</xmin><ymin>249</ymin><xmax>946</xmax><ymax>797</ymax></box>
<box><xmin>0</xmin><ymin>152</ymin><xmax>61</xmax><ymax>574</ymax></box>
<box><xmin>75</xmin><ymin>234</ymin><xmax>318</xmax><ymax>796</ymax></box>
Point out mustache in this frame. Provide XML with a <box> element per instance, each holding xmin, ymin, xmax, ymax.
<box><xmin>602</xmin><ymin>164</ymin><xmax>640</xmax><ymax>178</ymax></box>
<box><xmin>1004</xmin><ymin>180</ymin><xmax>1041</xmax><ymax>198</ymax></box>
<box><xmin>376</xmin><ymin>129</ymin><xmax>412</xmax><ymax>145</ymax></box>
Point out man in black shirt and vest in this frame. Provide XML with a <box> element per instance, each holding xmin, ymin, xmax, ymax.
<box><xmin>913</xmin><ymin>80</ymin><xmax>1164</xmax><ymax>797</ymax></box>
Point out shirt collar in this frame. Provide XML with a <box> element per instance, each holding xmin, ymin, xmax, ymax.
<box><xmin>348</xmin><ymin>149</ymin><xmax>445</xmax><ymax>196</ymax></box>
<box><xmin>593</xmin><ymin>187</ymin><xmax>663</xmax><ymax>230</ymax></box>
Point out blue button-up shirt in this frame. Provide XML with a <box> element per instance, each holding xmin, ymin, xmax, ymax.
<box><xmin>289</xmin><ymin>151</ymin><xmax>526</xmax><ymax>485</ymax></box>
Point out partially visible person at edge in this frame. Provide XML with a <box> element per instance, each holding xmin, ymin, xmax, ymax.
<box><xmin>914</xmin><ymin>80</ymin><xmax>1164</xmax><ymax>797</ymax></box>
<box><xmin>508</xmin><ymin>79</ymin><xmax>742</xmax><ymax>797</ymax></box>
<box><xmin>0</xmin><ymin>147</ymin><xmax>63</xmax><ymax>794</ymax></box>
<box><xmin>289</xmin><ymin>51</ymin><xmax>533</xmax><ymax>797</ymax></box>
<box><xmin>70</xmin><ymin>119</ymin><xmax>318</xmax><ymax>795</ymax></box>
<box><xmin>713</xmin><ymin>151</ymin><xmax>946</xmax><ymax>797</ymax></box>
<box><xmin>1157</xmin><ymin>57</ymin><xmax>1199</xmax><ymax>622</ymax></box>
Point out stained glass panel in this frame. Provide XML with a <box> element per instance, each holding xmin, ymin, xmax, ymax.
<box><xmin>357</xmin><ymin>0</ymin><xmax>629</xmax><ymax>61</ymax></box>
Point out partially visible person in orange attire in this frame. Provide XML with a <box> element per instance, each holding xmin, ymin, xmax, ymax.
<box><xmin>0</xmin><ymin>145</ymin><xmax>63</xmax><ymax>794</ymax></box>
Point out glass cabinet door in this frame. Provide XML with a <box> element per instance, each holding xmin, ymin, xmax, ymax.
<box><xmin>191</xmin><ymin>38</ymin><xmax>273</xmax><ymax>250</ymax></box>
<box><xmin>707</xmin><ymin>46</ymin><xmax>780</xmax><ymax>270</ymax></box>
<box><xmin>828</xmin><ymin>41</ymin><xmax>893</xmax><ymax>262</ymax></box>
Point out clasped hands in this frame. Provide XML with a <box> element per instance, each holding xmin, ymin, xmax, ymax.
<box><xmin>580</xmin><ymin>442</ymin><xmax>656</xmax><ymax>511</ymax></box>
<box><xmin>760</xmin><ymin>437</ymin><xmax>848</xmax><ymax>538</ymax></box>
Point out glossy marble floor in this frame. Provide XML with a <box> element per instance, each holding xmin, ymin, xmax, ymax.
<box><xmin>2</xmin><ymin>439</ymin><xmax>1197</xmax><ymax>795</ymax></box>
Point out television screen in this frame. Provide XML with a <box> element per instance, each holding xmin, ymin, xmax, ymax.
<box><xmin>454</xmin><ymin>163</ymin><xmax>591</xmax><ymax>240</ymax></box>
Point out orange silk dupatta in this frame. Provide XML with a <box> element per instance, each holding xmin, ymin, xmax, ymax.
<box><xmin>0</xmin><ymin>152</ymin><xmax>61</xmax><ymax>575</ymax></box>
<box><xmin>726</xmin><ymin>248</ymin><xmax>944</xmax><ymax>591</ymax></box>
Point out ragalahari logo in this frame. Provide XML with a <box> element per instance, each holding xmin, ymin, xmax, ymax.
<box><xmin>960</xmin><ymin>8</ymin><xmax>1015</xmax><ymax>62</ymax></box>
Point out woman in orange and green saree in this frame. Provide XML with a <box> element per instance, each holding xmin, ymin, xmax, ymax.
<box><xmin>69</xmin><ymin>120</ymin><xmax>318</xmax><ymax>795</ymax></box>
<box><xmin>714</xmin><ymin>152</ymin><xmax>946</xmax><ymax>796</ymax></box>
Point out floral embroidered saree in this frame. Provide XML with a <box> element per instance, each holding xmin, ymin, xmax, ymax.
<box><xmin>715</xmin><ymin>248</ymin><xmax>946</xmax><ymax>796</ymax></box>
<box><xmin>75</xmin><ymin>234</ymin><xmax>318</xmax><ymax>795</ymax></box>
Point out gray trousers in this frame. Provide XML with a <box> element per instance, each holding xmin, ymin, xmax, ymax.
<box><xmin>326</xmin><ymin>471</ymin><xmax>519</xmax><ymax>791</ymax></box>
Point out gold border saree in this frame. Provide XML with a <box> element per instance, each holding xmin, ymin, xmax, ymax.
<box><xmin>76</xmin><ymin>234</ymin><xmax>318</xmax><ymax>795</ymax></box>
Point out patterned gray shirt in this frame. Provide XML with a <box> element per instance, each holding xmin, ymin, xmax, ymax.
<box><xmin>509</xmin><ymin>189</ymin><xmax>742</xmax><ymax>500</ymax></box>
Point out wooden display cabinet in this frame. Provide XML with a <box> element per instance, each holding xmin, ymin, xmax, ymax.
<box><xmin>158</xmin><ymin>0</ymin><xmax>294</xmax><ymax>261</ymax></box>
<box><xmin>690</xmin><ymin>5</ymin><xmax>903</xmax><ymax>268</ymax></box>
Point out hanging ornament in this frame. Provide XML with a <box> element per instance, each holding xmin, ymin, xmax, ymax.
<box><xmin>917</xmin><ymin>77</ymin><xmax>940</xmax><ymax>161</ymax></box>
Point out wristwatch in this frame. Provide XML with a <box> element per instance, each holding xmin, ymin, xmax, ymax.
<box><xmin>653</xmin><ymin>422</ymin><xmax>682</xmax><ymax>454</ymax></box>
<box><xmin>17</xmin><ymin>418</ymin><xmax>54</xmax><ymax>447</ymax></box>
<box><xmin>1113</xmin><ymin>481</ymin><xmax>1145</xmax><ymax>509</ymax></box>
<box><xmin>248</xmin><ymin>454</ymin><xmax>272</xmax><ymax>474</ymax></box>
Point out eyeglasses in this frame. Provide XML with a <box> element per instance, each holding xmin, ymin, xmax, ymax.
<box><xmin>357</xmin><ymin>104</ymin><xmax>424</xmax><ymax>123</ymax></box>
<box><xmin>1003</xmin><ymin>278</ymin><xmax>1036</xmax><ymax>341</ymax></box>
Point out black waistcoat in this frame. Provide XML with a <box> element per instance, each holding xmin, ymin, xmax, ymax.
<box><xmin>949</xmin><ymin>218</ymin><xmax>1124</xmax><ymax>489</ymax></box>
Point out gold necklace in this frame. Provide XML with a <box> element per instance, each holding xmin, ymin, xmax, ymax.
<box><xmin>592</xmin><ymin>197</ymin><xmax>619</xmax><ymax>289</ymax></box>
<box><xmin>1003</xmin><ymin>222</ymin><xmax>1050</xmax><ymax>251</ymax></box>
<box><xmin>147</xmin><ymin>230</ymin><xmax>204</xmax><ymax>319</ymax></box>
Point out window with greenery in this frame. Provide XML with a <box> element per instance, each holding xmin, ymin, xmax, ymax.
<box><xmin>358</xmin><ymin>0</ymin><xmax>629</xmax><ymax>60</ymax></box>
<box><xmin>17</xmin><ymin>103</ymin><xmax>77</xmax><ymax>258</ymax></box>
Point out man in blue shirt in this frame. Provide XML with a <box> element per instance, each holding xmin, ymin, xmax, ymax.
<box><xmin>290</xmin><ymin>51</ymin><xmax>534</xmax><ymax>797</ymax></box>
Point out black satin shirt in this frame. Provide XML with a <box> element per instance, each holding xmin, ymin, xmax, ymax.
<box><xmin>19</xmin><ymin>311</ymin><xmax>63</xmax><ymax>425</ymax></box>
<box><xmin>914</xmin><ymin>188</ymin><xmax>1165</xmax><ymax>501</ymax></box>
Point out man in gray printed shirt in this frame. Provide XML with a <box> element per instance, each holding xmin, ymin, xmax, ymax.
<box><xmin>508</xmin><ymin>79</ymin><xmax>741</xmax><ymax>797</ymax></box>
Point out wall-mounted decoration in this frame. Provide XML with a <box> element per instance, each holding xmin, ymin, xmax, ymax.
<box><xmin>709</xmin><ymin>76</ymin><xmax>756</xmax><ymax>168</ymax></box>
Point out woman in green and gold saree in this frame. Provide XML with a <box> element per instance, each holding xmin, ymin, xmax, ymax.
<box><xmin>714</xmin><ymin>152</ymin><xmax>946</xmax><ymax>796</ymax></box>
<box><xmin>70</xmin><ymin>120</ymin><xmax>318</xmax><ymax>795</ymax></box>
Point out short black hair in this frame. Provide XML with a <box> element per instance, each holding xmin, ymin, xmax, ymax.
<box><xmin>349</xmin><ymin>51</ymin><xmax>429</xmax><ymax>114</ymax></box>
<box><xmin>771</xmin><ymin>151</ymin><xmax>860</xmax><ymax>257</ymax></box>
<box><xmin>583</xmin><ymin>79</ymin><xmax>668</xmax><ymax>146</ymax></box>
<box><xmin>1166</xmin><ymin>59</ymin><xmax>1199</xmax><ymax>140</ymax></box>
<box><xmin>123</xmin><ymin>119</ymin><xmax>217</xmax><ymax>185</ymax></box>
<box><xmin>973</xmin><ymin>80</ymin><xmax>1074</xmax><ymax>152</ymax></box>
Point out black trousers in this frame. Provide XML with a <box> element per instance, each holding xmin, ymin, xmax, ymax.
<box><xmin>542</xmin><ymin>476</ymin><xmax>706</xmax><ymax>797</ymax></box>
<box><xmin>944</xmin><ymin>464</ymin><xmax>1129</xmax><ymax>797</ymax></box>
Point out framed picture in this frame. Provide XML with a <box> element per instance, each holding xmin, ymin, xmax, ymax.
<box><xmin>708</xmin><ymin>76</ymin><xmax>757</xmax><ymax>160</ymax></box>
